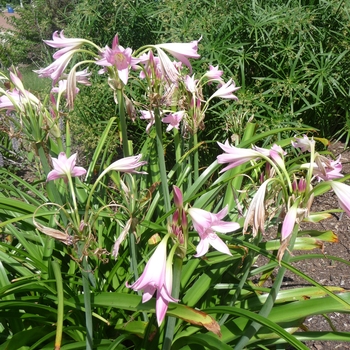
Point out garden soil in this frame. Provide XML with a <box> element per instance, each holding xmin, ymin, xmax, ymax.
<box><xmin>283</xmin><ymin>141</ymin><xmax>350</xmax><ymax>349</ymax></box>
<box><xmin>0</xmin><ymin>12</ymin><xmax>19</xmax><ymax>31</ymax></box>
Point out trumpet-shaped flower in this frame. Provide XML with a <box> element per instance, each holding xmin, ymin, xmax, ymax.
<box><xmin>155</xmin><ymin>38</ymin><xmax>201</xmax><ymax>72</ymax></box>
<box><xmin>210</xmin><ymin>79</ymin><xmax>239</xmax><ymax>100</ymax></box>
<box><xmin>155</xmin><ymin>48</ymin><xmax>180</xmax><ymax>83</ymax></box>
<box><xmin>281</xmin><ymin>203</ymin><xmax>298</xmax><ymax>240</ymax></box>
<box><xmin>314</xmin><ymin>155</ymin><xmax>343</xmax><ymax>181</ymax></box>
<box><xmin>188</xmin><ymin>206</ymin><xmax>239</xmax><ymax>257</ymax></box>
<box><xmin>253</xmin><ymin>144</ymin><xmax>286</xmax><ymax>169</ymax></box>
<box><xmin>47</xmin><ymin>152</ymin><xmax>86</xmax><ymax>182</ymax></box>
<box><xmin>217</xmin><ymin>140</ymin><xmax>262</xmax><ymax>173</ymax></box>
<box><xmin>140</xmin><ymin>110</ymin><xmax>155</xmax><ymax>133</ymax></box>
<box><xmin>162</xmin><ymin>111</ymin><xmax>185</xmax><ymax>131</ymax></box>
<box><xmin>243</xmin><ymin>180</ymin><xmax>270</xmax><ymax>236</ymax></box>
<box><xmin>139</xmin><ymin>51</ymin><xmax>163</xmax><ymax>81</ymax></box>
<box><xmin>184</xmin><ymin>74</ymin><xmax>198</xmax><ymax>93</ymax></box>
<box><xmin>173</xmin><ymin>185</ymin><xmax>183</xmax><ymax>209</ymax></box>
<box><xmin>51</xmin><ymin>79</ymin><xmax>79</xmax><ymax>96</ymax></box>
<box><xmin>292</xmin><ymin>135</ymin><xmax>315</xmax><ymax>153</ymax></box>
<box><xmin>301</xmin><ymin>155</ymin><xmax>343</xmax><ymax>181</ymax></box>
<box><xmin>172</xmin><ymin>186</ymin><xmax>187</xmax><ymax>246</ymax></box>
<box><xmin>204</xmin><ymin>65</ymin><xmax>224</xmax><ymax>84</ymax></box>
<box><xmin>126</xmin><ymin>237</ymin><xmax>177</xmax><ymax>326</ymax></box>
<box><xmin>0</xmin><ymin>89</ymin><xmax>40</xmax><ymax>112</ymax></box>
<box><xmin>72</xmin><ymin>69</ymin><xmax>92</xmax><ymax>86</ymax></box>
<box><xmin>96</xmin><ymin>35</ymin><xmax>139</xmax><ymax>86</ymax></box>
<box><xmin>101</xmin><ymin>154</ymin><xmax>147</xmax><ymax>176</ymax></box>
<box><xmin>329</xmin><ymin>181</ymin><xmax>350</xmax><ymax>217</ymax></box>
<box><xmin>34</xmin><ymin>50</ymin><xmax>76</xmax><ymax>84</ymax></box>
<box><xmin>44</xmin><ymin>31</ymin><xmax>88</xmax><ymax>59</ymax></box>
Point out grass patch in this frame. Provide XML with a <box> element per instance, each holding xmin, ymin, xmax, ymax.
<box><xmin>19</xmin><ymin>65</ymin><xmax>51</xmax><ymax>95</ymax></box>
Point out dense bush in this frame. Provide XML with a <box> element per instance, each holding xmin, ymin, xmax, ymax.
<box><xmin>155</xmin><ymin>0</ymin><xmax>350</xmax><ymax>139</ymax></box>
<box><xmin>3</xmin><ymin>0</ymin><xmax>349</xmax><ymax>142</ymax></box>
<box><xmin>0</xmin><ymin>0</ymin><xmax>76</xmax><ymax>66</ymax></box>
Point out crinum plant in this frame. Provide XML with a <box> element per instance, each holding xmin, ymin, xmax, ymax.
<box><xmin>1</xmin><ymin>29</ymin><xmax>350</xmax><ymax>350</ymax></box>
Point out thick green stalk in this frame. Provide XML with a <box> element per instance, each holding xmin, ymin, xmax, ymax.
<box><xmin>234</xmin><ymin>225</ymin><xmax>299</xmax><ymax>350</ymax></box>
<box><xmin>173</xmin><ymin>128</ymin><xmax>183</xmax><ymax>186</ymax></box>
<box><xmin>116</xmin><ymin>88</ymin><xmax>130</xmax><ymax>158</ymax></box>
<box><xmin>193</xmin><ymin>133</ymin><xmax>199</xmax><ymax>181</ymax></box>
<box><xmin>82</xmin><ymin>255</ymin><xmax>94</xmax><ymax>350</ymax></box>
<box><xmin>162</xmin><ymin>248</ymin><xmax>183</xmax><ymax>350</ymax></box>
<box><xmin>154</xmin><ymin>108</ymin><xmax>171</xmax><ymax>217</ymax></box>
<box><xmin>67</xmin><ymin>173</ymin><xmax>80</xmax><ymax>227</ymax></box>
<box><xmin>52</xmin><ymin>261</ymin><xmax>64</xmax><ymax>350</ymax></box>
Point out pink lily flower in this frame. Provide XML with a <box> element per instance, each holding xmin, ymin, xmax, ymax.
<box><xmin>72</xmin><ymin>69</ymin><xmax>92</xmax><ymax>86</ymax></box>
<box><xmin>281</xmin><ymin>203</ymin><xmax>298</xmax><ymax>240</ymax></box>
<box><xmin>127</xmin><ymin>237</ymin><xmax>177</xmax><ymax>326</ymax></box>
<box><xmin>210</xmin><ymin>79</ymin><xmax>239</xmax><ymax>100</ymax></box>
<box><xmin>173</xmin><ymin>185</ymin><xmax>183</xmax><ymax>209</ymax></box>
<box><xmin>188</xmin><ymin>206</ymin><xmax>239</xmax><ymax>257</ymax></box>
<box><xmin>162</xmin><ymin>111</ymin><xmax>185</xmax><ymax>131</ymax></box>
<box><xmin>0</xmin><ymin>94</ymin><xmax>17</xmax><ymax>111</ymax></box>
<box><xmin>0</xmin><ymin>89</ymin><xmax>40</xmax><ymax>112</ymax></box>
<box><xmin>44</xmin><ymin>31</ymin><xmax>88</xmax><ymax>59</ymax></box>
<box><xmin>243</xmin><ymin>180</ymin><xmax>270</xmax><ymax>236</ymax></box>
<box><xmin>314</xmin><ymin>155</ymin><xmax>343</xmax><ymax>181</ymax></box>
<box><xmin>329</xmin><ymin>181</ymin><xmax>350</xmax><ymax>217</ymax></box>
<box><xmin>101</xmin><ymin>154</ymin><xmax>147</xmax><ymax>176</ymax></box>
<box><xmin>155</xmin><ymin>48</ymin><xmax>180</xmax><ymax>83</ymax></box>
<box><xmin>292</xmin><ymin>135</ymin><xmax>315</xmax><ymax>153</ymax></box>
<box><xmin>140</xmin><ymin>110</ymin><xmax>155</xmax><ymax>133</ymax></box>
<box><xmin>184</xmin><ymin>74</ymin><xmax>198</xmax><ymax>93</ymax></box>
<box><xmin>139</xmin><ymin>51</ymin><xmax>163</xmax><ymax>81</ymax></box>
<box><xmin>155</xmin><ymin>38</ymin><xmax>201</xmax><ymax>72</ymax></box>
<box><xmin>112</xmin><ymin>218</ymin><xmax>131</xmax><ymax>258</ymax></box>
<box><xmin>204</xmin><ymin>65</ymin><xmax>224</xmax><ymax>84</ymax></box>
<box><xmin>96</xmin><ymin>35</ymin><xmax>139</xmax><ymax>86</ymax></box>
<box><xmin>47</xmin><ymin>152</ymin><xmax>86</xmax><ymax>183</ymax></box>
<box><xmin>34</xmin><ymin>50</ymin><xmax>76</xmax><ymax>84</ymax></box>
<box><xmin>51</xmin><ymin>79</ymin><xmax>79</xmax><ymax>96</ymax></box>
<box><xmin>253</xmin><ymin>144</ymin><xmax>286</xmax><ymax>169</ymax></box>
<box><xmin>301</xmin><ymin>155</ymin><xmax>343</xmax><ymax>181</ymax></box>
<box><xmin>217</xmin><ymin>140</ymin><xmax>262</xmax><ymax>173</ymax></box>
<box><xmin>172</xmin><ymin>186</ymin><xmax>187</xmax><ymax>245</ymax></box>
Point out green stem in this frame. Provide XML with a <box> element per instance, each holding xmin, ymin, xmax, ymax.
<box><xmin>116</xmin><ymin>88</ymin><xmax>130</xmax><ymax>157</ymax></box>
<box><xmin>52</xmin><ymin>261</ymin><xmax>64</xmax><ymax>350</ymax></box>
<box><xmin>234</xmin><ymin>224</ymin><xmax>299</xmax><ymax>350</ymax></box>
<box><xmin>173</xmin><ymin>128</ymin><xmax>182</xmax><ymax>187</ymax></box>
<box><xmin>154</xmin><ymin>108</ymin><xmax>171</xmax><ymax>217</ymax></box>
<box><xmin>67</xmin><ymin>173</ymin><xmax>80</xmax><ymax>227</ymax></box>
<box><xmin>162</xmin><ymin>248</ymin><xmax>183</xmax><ymax>350</ymax></box>
<box><xmin>82</xmin><ymin>255</ymin><xmax>94</xmax><ymax>350</ymax></box>
<box><xmin>193</xmin><ymin>133</ymin><xmax>199</xmax><ymax>181</ymax></box>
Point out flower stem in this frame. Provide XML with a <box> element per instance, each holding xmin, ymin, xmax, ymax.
<box><xmin>82</xmin><ymin>255</ymin><xmax>94</xmax><ymax>350</ymax></box>
<box><xmin>52</xmin><ymin>260</ymin><xmax>64</xmax><ymax>350</ymax></box>
<box><xmin>193</xmin><ymin>132</ymin><xmax>199</xmax><ymax>181</ymax></box>
<box><xmin>173</xmin><ymin>128</ymin><xmax>183</xmax><ymax>186</ymax></box>
<box><xmin>67</xmin><ymin>173</ymin><xmax>80</xmax><ymax>227</ymax></box>
<box><xmin>154</xmin><ymin>108</ymin><xmax>171</xmax><ymax>217</ymax></box>
<box><xmin>162</xmin><ymin>252</ymin><xmax>183</xmax><ymax>350</ymax></box>
<box><xmin>116</xmin><ymin>88</ymin><xmax>130</xmax><ymax>157</ymax></box>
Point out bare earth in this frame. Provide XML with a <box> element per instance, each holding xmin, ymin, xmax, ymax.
<box><xmin>0</xmin><ymin>11</ymin><xmax>19</xmax><ymax>31</ymax></box>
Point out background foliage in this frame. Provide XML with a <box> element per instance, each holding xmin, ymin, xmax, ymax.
<box><xmin>2</xmin><ymin>0</ymin><xmax>350</xmax><ymax>143</ymax></box>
